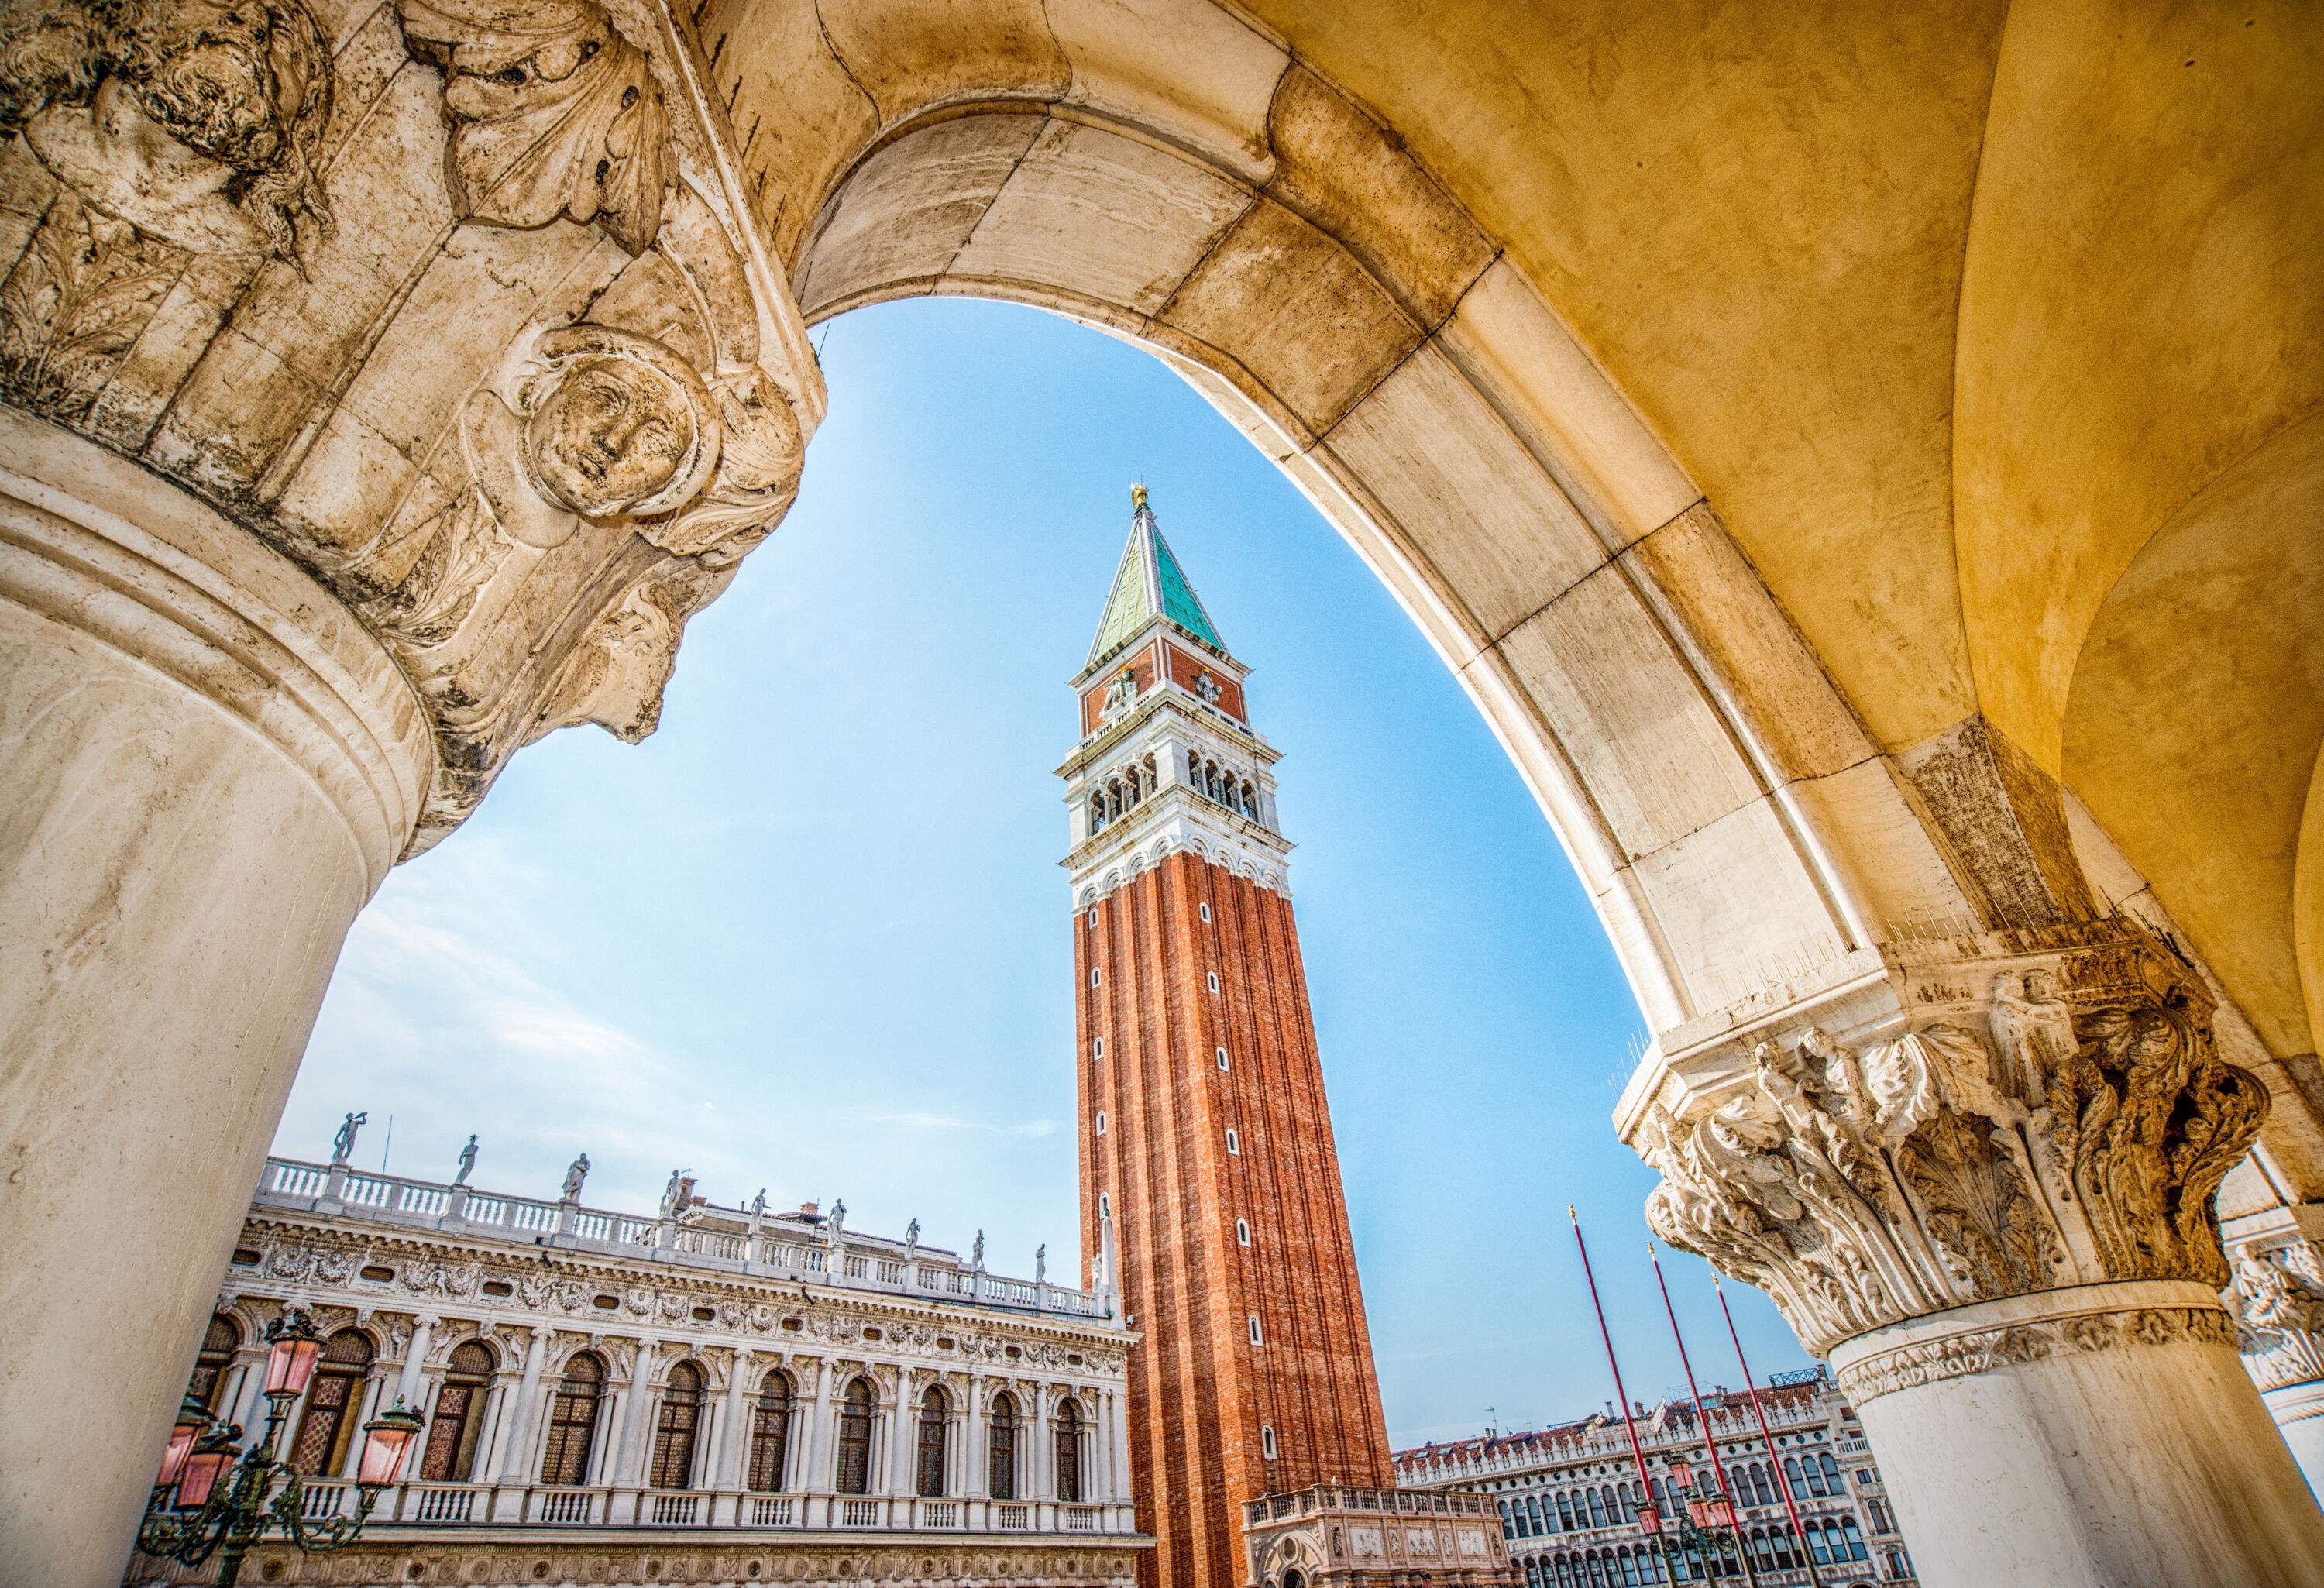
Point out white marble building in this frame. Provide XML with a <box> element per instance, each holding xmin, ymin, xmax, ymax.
<box><xmin>135</xmin><ymin>1138</ymin><xmax>1145</xmax><ymax>1585</ymax></box>
<box><xmin>1394</xmin><ymin>1372</ymin><xmax>1913</xmax><ymax>1588</ymax></box>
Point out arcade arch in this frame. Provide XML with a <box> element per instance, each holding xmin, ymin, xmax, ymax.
<box><xmin>0</xmin><ymin>2</ymin><xmax>2317</xmax><ymax>1584</ymax></box>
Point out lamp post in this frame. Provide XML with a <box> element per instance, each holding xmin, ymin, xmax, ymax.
<box><xmin>134</xmin><ymin>1309</ymin><xmax>425</xmax><ymax>1586</ymax></box>
<box><xmin>1664</xmin><ymin>1456</ymin><xmax>1759</xmax><ymax>1586</ymax></box>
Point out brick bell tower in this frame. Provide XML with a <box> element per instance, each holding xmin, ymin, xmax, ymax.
<box><xmin>1062</xmin><ymin>486</ymin><xmax>1393</xmax><ymax>1588</ymax></box>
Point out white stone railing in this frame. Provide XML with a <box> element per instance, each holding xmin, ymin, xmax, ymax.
<box><xmin>258</xmin><ymin>1157</ymin><xmax>1110</xmax><ymax>1321</ymax></box>
<box><xmin>351</xmin><ymin>1481</ymin><xmax>1136</xmax><ymax>1535</ymax></box>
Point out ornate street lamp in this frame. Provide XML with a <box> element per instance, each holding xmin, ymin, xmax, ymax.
<box><xmin>1663</xmin><ymin>1458</ymin><xmax>1760</xmax><ymax>1586</ymax></box>
<box><xmin>134</xmin><ymin>1309</ymin><xmax>425</xmax><ymax>1586</ymax></box>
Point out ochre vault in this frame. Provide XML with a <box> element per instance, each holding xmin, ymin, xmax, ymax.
<box><xmin>2</xmin><ymin>3</ymin><xmax>2319</xmax><ymax>1586</ymax></box>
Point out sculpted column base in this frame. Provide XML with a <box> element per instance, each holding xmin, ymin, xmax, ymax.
<box><xmin>0</xmin><ymin>415</ymin><xmax>429</xmax><ymax>1586</ymax></box>
<box><xmin>1831</xmin><ymin>1281</ymin><xmax>2324</xmax><ymax>1588</ymax></box>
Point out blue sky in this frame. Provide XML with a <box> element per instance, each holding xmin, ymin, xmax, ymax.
<box><xmin>281</xmin><ymin>296</ymin><xmax>1813</xmax><ymax>1445</ymax></box>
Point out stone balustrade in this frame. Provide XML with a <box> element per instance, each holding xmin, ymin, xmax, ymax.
<box><xmin>259</xmin><ymin>1157</ymin><xmax>1112</xmax><ymax>1320</ymax></box>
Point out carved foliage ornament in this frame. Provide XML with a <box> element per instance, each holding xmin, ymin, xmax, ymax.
<box><xmin>2227</xmin><ymin>1240</ymin><xmax>2324</xmax><ymax>1392</ymax></box>
<box><xmin>0</xmin><ymin>0</ymin><xmax>817</xmax><ymax>848</ymax></box>
<box><xmin>1640</xmin><ymin>935</ymin><xmax>2267</xmax><ymax>1354</ymax></box>
<box><xmin>397</xmin><ymin>0</ymin><xmax>667</xmax><ymax>253</ymax></box>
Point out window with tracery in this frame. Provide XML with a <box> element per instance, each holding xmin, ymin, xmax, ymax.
<box><xmin>187</xmin><ymin>1314</ymin><xmax>239</xmax><ymax>1411</ymax></box>
<box><xmin>538</xmin><ymin>1353</ymin><xmax>603</xmax><ymax>1485</ymax></box>
<box><xmin>288</xmin><ymin>1329</ymin><xmax>373</xmax><ymax>1476</ymax></box>
<box><xmin>916</xmin><ymin>1384</ymin><xmax>948</xmax><ymax>1497</ymax></box>
<box><xmin>1054</xmin><ymin>1398</ymin><xmax>1083</xmax><ymax>1502</ymax></box>
<box><xmin>988</xmin><ymin>1390</ymin><xmax>1019</xmax><ymax>1500</ymax></box>
<box><xmin>420</xmin><ymin>1339</ymin><xmax>497</xmax><ymax>1480</ymax></box>
<box><xmin>648</xmin><ymin>1361</ymin><xmax>703</xmax><ymax>1489</ymax></box>
<box><xmin>748</xmin><ymin>1370</ymin><xmax>792</xmax><ymax>1491</ymax></box>
<box><xmin>835</xmin><ymin>1377</ymin><xmax>875</xmax><ymax>1494</ymax></box>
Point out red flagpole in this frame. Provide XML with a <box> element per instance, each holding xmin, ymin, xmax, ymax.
<box><xmin>1650</xmin><ymin>1240</ymin><xmax>1758</xmax><ymax>1587</ymax></box>
<box><xmin>1713</xmin><ymin>1271</ymin><xmax>1820</xmax><ymax>1586</ymax></box>
<box><xmin>1568</xmin><ymin>1208</ymin><xmax>1677</xmax><ymax>1579</ymax></box>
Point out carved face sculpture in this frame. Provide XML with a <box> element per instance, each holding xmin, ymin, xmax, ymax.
<box><xmin>528</xmin><ymin>357</ymin><xmax>693</xmax><ymax>517</ymax></box>
<box><xmin>12</xmin><ymin>0</ymin><xmax>334</xmax><ymax>256</ymax></box>
<box><xmin>521</xmin><ymin>328</ymin><xmax>720</xmax><ymax>522</ymax></box>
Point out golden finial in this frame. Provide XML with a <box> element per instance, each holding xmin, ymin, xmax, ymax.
<box><xmin>1130</xmin><ymin>482</ymin><xmax>1148</xmax><ymax>510</ymax></box>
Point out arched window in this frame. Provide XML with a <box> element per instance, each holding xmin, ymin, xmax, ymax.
<box><xmin>1587</xmin><ymin>1487</ymin><xmax>1607</xmax><ymax>1527</ymax></box>
<box><xmin>988</xmin><ymin>1390</ymin><xmax>1019</xmax><ymax>1500</ymax></box>
<box><xmin>1618</xmin><ymin>1482</ymin><xmax>1638</xmax><ymax>1520</ymax></box>
<box><xmin>1524</xmin><ymin>1559</ymin><xmax>1542</xmax><ymax>1588</ymax></box>
<box><xmin>650</xmin><ymin>1361</ymin><xmax>704</xmax><ymax>1489</ymax></box>
<box><xmin>1817</xmin><ymin>1451</ymin><xmax>1841</xmax><ymax>1487</ymax></box>
<box><xmin>1055</xmin><ymin>1397</ymin><xmax>1084</xmax><ymax>1502</ymax></box>
<box><xmin>1838</xmin><ymin>1518</ymin><xmax>1867</xmax><ymax>1562</ymax></box>
<box><xmin>1749</xmin><ymin>1463</ymin><xmax>1775</xmax><ymax>1507</ymax></box>
<box><xmin>1806</xmin><ymin>1521</ymin><xmax>1833</xmax><ymax>1566</ymax></box>
<box><xmin>1527</xmin><ymin>1495</ymin><xmax>1545</xmax><ymax>1533</ymax></box>
<box><xmin>1604</xmin><ymin>1485</ymin><xmax>1621</xmax><ymax>1521</ymax></box>
<box><xmin>1558</xmin><ymin>1491</ymin><xmax>1576</xmax><ymax>1528</ymax></box>
<box><xmin>835</xmin><ymin>1377</ymin><xmax>875</xmax><ymax>1494</ymax></box>
<box><xmin>916</xmin><ymin>1384</ymin><xmax>949</xmax><ymax>1497</ymax></box>
<box><xmin>539</xmin><ymin>1353</ymin><xmax>603</xmax><ymax>1485</ymax></box>
<box><xmin>1623</xmin><ymin>1548</ymin><xmax>1646</xmax><ymax>1586</ymax></box>
<box><xmin>1785</xmin><ymin>1454</ymin><xmax>1814</xmax><ymax>1497</ymax></box>
<box><xmin>288</xmin><ymin>1329</ymin><xmax>373</xmax><ymax>1476</ymax></box>
<box><xmin>748</xmin><ymin>1369</ymin><xmax>792</xmax><ymax>1492</ymax></box>
<box><xmin>187</xmin><ymin>1314</ymin><xmax>239</xmax><ymax>1410</ymax></box>
<box><xmin>1500</xmin><ymin>1500</ymin><xmax>1516</xmax><ymax>1537</ymax></box>
<box><xmin>1089</xmin><ymin>795</ymin><xmax>1105</xmax><ymax>831</ymax></box>
<box><xmin>420</xmin><ymin>1339</ymin><xmax>497</xmax><ymax>1481</ymax></box>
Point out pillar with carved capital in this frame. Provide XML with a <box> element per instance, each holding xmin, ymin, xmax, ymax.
<box><xmin>489</xmin><ymin>1328</ymin><xmax>550</xmax><ymax>1522</ymax></box>
<box><xmin>396</xmin><ymin>1316</ymin><xmax>440</xmax><ymax>1408</ymax></box>
<box><xmin>0</xmin><ymin>0</ymin><xmax>817</xmax><ymax>1575</ymax></box>
<box><xmin>712</xmin><ymin>1345</ymin><xmax>755</xmax><ymax>1521</ymax></box>
<box><xmin>2227</xmin><ymin>1230</ymin><xmax>2324</xmax><ymax>1494</ymax></box>
<box><xmin>1628</xmin><ymin>923</ymin><xmax>2324</xmax><ymax>1586</ymax></box>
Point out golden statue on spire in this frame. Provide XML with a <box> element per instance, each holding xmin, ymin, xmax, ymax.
<box><xmin>1130</xmin><ymin>482</ymin><xmax>1148</xmax><ymax>510</ymax></box>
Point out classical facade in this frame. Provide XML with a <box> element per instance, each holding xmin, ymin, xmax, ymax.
<box><xmin>1062</xmin><ymin>493</ymin><xmax>1395</xmax><ymax>1588</ymax></box>
<box><xmin>131</xmin><ymin>1140</ymin><xmax>1144</xmax><ymax>1584</ymax></box>
<box><xmin>1396</xmin><ymin>1373</ymin><xmax>1913</xmax><ymax>1588</ymax></box>
<box><xmin>4</xmin><ymin>2</ymin><xmax>2319</xmax><ymax>1585</ymax></box>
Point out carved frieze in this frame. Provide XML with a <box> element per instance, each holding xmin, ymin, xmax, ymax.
<box><xmin>0</xmin><ymin>0</ymin><xmax>823</xmax><ymax>851</ymax></box>
<box><xmin>1837</xmin><ymin>1306</ymin><xmax>2240</xmax><ymax>1404</ymax></box>
<box><xmin>1638</xmin><ymin>924</ymin><xmax>2267</xmax><ymax>1354</ymax></box>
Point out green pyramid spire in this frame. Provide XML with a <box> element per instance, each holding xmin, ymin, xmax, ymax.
<box><xmin>1086</xmin><ymin>485</ymin><xmax>1226</xmax><ymax>667</ymax></box>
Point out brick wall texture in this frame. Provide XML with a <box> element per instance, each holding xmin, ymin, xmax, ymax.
<box><xmin>1077</xmin><ymin>851</ymin><xmax>1391</xmax><ymax>1588</ymax></box>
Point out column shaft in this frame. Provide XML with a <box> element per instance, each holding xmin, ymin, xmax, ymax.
<box><xmin>0</xmin><ymin>418</ymin><xmax>428</xmax><ymax>1585</ymax></box>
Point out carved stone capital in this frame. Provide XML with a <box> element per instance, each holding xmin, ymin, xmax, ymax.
<box><xmin>1631</xmin><ymin>921</ymin><xmax>2267</xmax><ymax>1354</ymax></box>
<box><xmin>0</xmin><ymin>0</ymin><xmax>824</xmax><ymax>853</ymax></box>
<box><xmin>2228</xmin><ymin>1236</ymin><xmax>2324</xmax><ymax>1392</ymax></box>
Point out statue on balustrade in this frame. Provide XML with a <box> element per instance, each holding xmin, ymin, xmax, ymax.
<box><xmin>560</xmin><ymin>1153</ymin><xmax>590</xmax><ymax>1201</ymax></box>
<box><xmin>453</xmin><ymin>1134</ymin><xmax>477</xmax><ymax>1184</ymax></box>
<box><xmin>330</xmin><ymin>1112</ymin><xmax>366</xmax><ymax>1165</ymax></box>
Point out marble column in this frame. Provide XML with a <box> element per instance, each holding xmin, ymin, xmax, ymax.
<box><xmin>395</xmin><ymin>1316</ymin><xmax>439</xmax><ymax>1409</ymax></box>
<box><xmin>1108</xmin><ymin>1384</ymin><xmax>1132</xmax><ymax>1505</ymax></box>
<box><xmin>493</xmin><ymin>1330</ymin><xmax>551</xmax><ymax>1483</ymax></box>
<box><xmin>889</xmin><ymin>1369</ymin><xmax>918</xmax><ymax>1498</ymax></box>
<box><xmin>1628</xmin><ymin>924</ymin><xmax>2324</xmax><ymax>1586</ymax></box>
<box><xmin>0</xmin><ymin>418</ymin><xmax>430</xmax><ymax>1584</ymax></box>
<box><xmin>803</xmin><ymin>1358</ymin><xmax>835</xmax><ymax>1514</ymax></box>
<box><xmin>715</xmin><ymin>1347</ymin><xmax>755</xmax><ymax>1493</ymax></box>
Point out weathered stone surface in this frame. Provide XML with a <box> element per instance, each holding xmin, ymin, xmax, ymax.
<box><xmin>0</xmin><ymin>0</ymin><xmax>827</xmax><ymax>851</ymax></box>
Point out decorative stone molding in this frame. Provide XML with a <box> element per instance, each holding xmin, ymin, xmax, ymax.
<box><xmin>1836</xmin><ymin>1304</ymin><xmax>2238</xmax><ymax>1404</ymax></box>
<box><xmin>1634</xmin><ymin>921</ymin><xmax>2267</xmax><ymax>1354</ymax></box>
<box><xmin>0</xmin><ymin>0</ymin><xmax>824</xmax><ymax>853</ymax></box>
<box><xmin>2229</xmin><ymin>1238</ymin><xmax>2324</xmax><ymax>1393</ymax></box>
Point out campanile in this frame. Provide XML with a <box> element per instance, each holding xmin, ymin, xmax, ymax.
<box><xmin>1061</xmin><ymin>488</ymin><xmax>1392</xmax><ymax>1588</ymax></box>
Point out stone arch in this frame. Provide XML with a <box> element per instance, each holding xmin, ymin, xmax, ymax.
<box><xmin>720</xmin><ymin>15</ymin><xmax>1975</xmax><ymax>1032</ymax></box>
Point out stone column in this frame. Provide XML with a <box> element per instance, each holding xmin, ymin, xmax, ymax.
<box><xmin>395</xmin><ymin>1316</ymin><xmax>439</xmax><ymax>1409</ymax></box>
<box><xmin>1108</xmin><ymin>1384</ymin><xmax>1132</xmax><ymax>1506</ymax></box>
<box><xmin>889</xmin><ymin>1368</ymin><xmax>918</xmax><ymax>1499</ymax></box>
<box><xmin>2226</xmin><ymin>1232</ymin><xmax>2324</xmax><ymax>1493</ymax></box>
<box><xmin>1628</xmin><ymin>923</ymin><xmax>2324</xmax><ymax>1586</ymax></box>
<box><xmin>802</xmin><ymin>1357</ymin><xmax>835</xmax><ymax>1518</ymax></box>
<box><xmin>712</xmin><ymin>1346</ymin><xmax>754</xmax><ymax>1522</ymax></box>
<box><xmin>0</xmin><ymin>418</ymin><xmax>431</xmax><ymax>1583</ymax></box>
<box><xmin>493</xmin><ymin>1329</ymin><xmax>551</xmax><ymax>1483</ymax></box>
